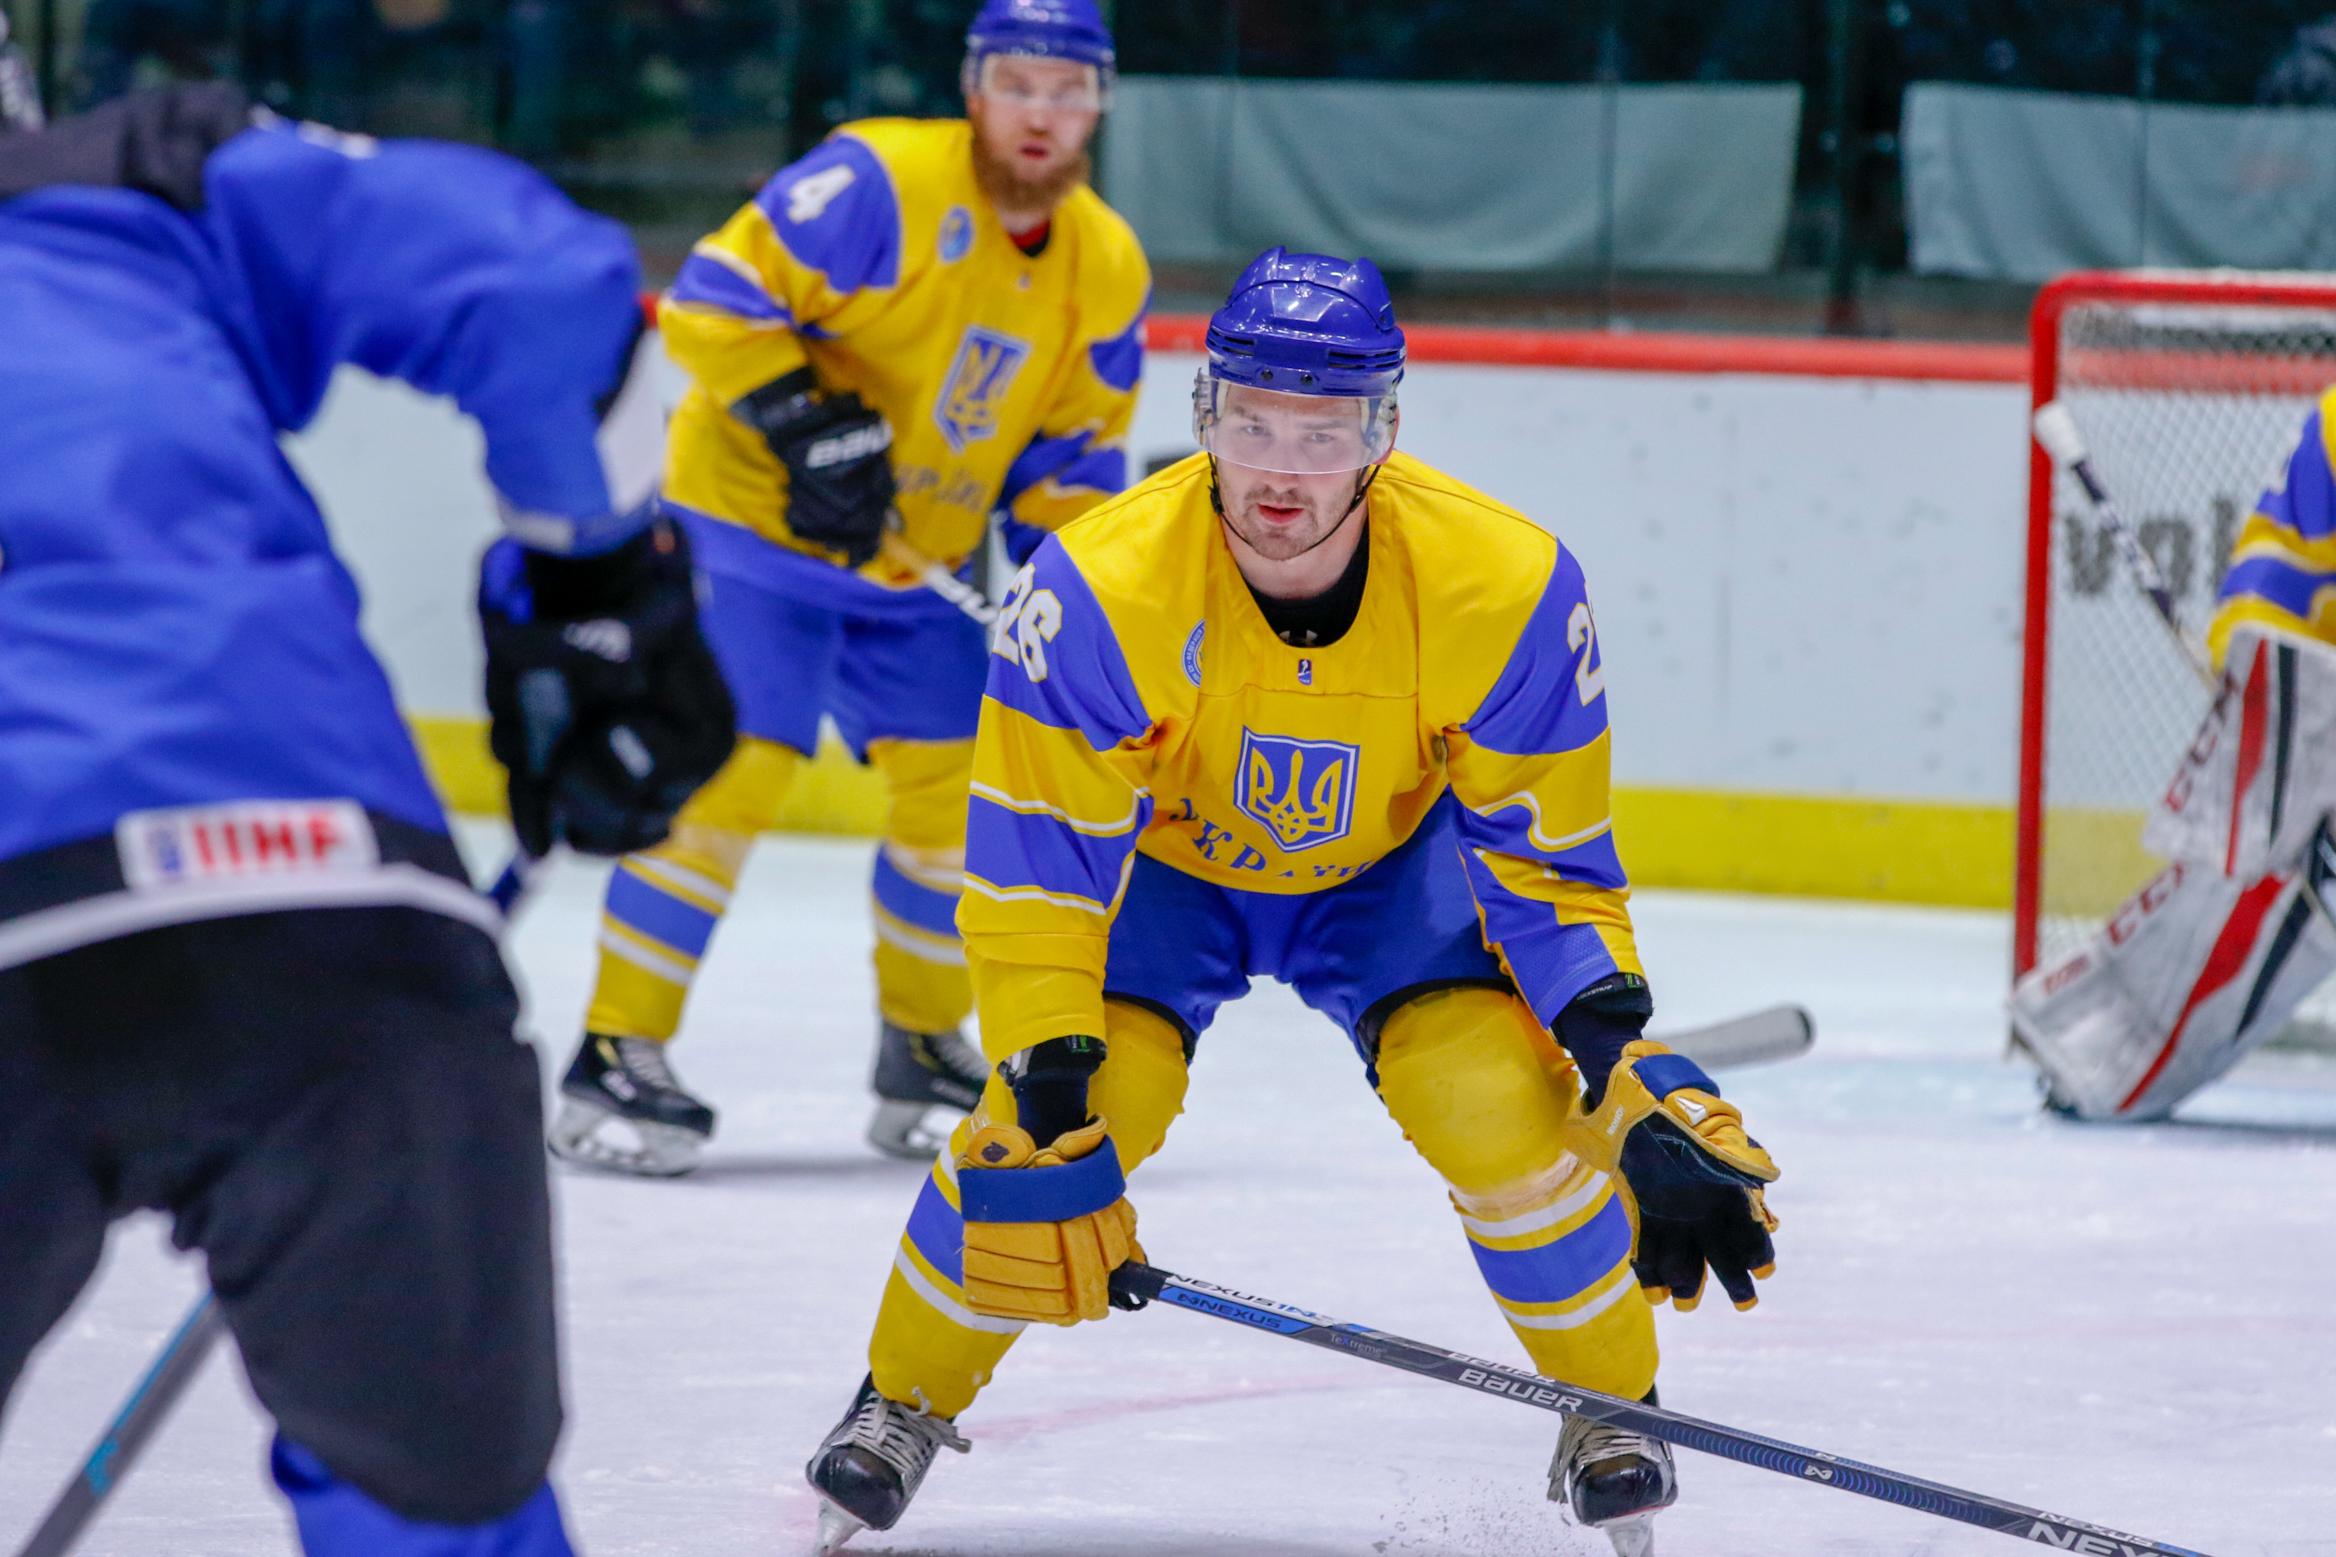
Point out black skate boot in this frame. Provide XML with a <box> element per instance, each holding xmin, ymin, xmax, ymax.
<box><xmin>1550</xmin><ymin>1390</ymin><xmax>1678</xmax><ymax>1557</ymax></box>
<box><xmin>547</xmin><ymin>1032</ymin><xmax>716</xmax><ymax>1177</ymax></box>
<box><xmin>806</xmin><ymin>1373</ymin><xmax>969</xmax><ymax>1555</ymax></box>
<box><xmin>865</xmin><ymin>1020</ymin><xmax>991</xmax><ymax>1159</ymax></box>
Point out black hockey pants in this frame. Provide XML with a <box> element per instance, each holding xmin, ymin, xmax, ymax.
<box><xmin>0</xmin><ymin>907</ymin><xmax>561</xmax><ymax>1526</ymax></box>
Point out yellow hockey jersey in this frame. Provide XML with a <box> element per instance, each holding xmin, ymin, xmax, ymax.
<box><xmin>658</xmin><ymin>117</ymin><xmax>1150</xmax><ymax>606</ymax></box>
<box><xmin>2212</xmin><ymin>386</ymin><xmax>2336</xmax><ymax>662</ymax></box>
<box><xmin>962</xmin><ymin>450</ymin><xmax>1642</xmax><ymax>1056</ymax></box>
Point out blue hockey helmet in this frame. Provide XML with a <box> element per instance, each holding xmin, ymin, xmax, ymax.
<box><xmin>1194</xmin><ymin>248</ymin><xmax>1405</xmax><ymax>474</ymax></box>
<box><xmin>962</xmin><ymin>0</ymin><xmax>1116</xmax><ymax>106</ymax></box>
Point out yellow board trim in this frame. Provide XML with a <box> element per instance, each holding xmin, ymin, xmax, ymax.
<box><xmin>408</xmin><ymin>718</ymin><xmax>2015</xmax><ymax>906</ymax></box>
<box><xmin>1609</xmin><ymin>786</ymin><xmax>2014</xmax><ymax>909</ymax></box>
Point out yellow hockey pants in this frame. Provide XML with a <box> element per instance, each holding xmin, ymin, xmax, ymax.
<box><xmin>863</xmin><ymin>986</ymin><xmax>1656</xmax><ymax>1418</ymax></box>
<box><xmin>584</xmin><ymin>734</ymin><xmax>976</xmax><ymax>1043</ymax></box>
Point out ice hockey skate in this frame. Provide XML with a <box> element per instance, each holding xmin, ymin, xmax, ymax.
<box><xmin>548</xmin><ymin>1032</ymin><xmax>716</xmax><ymax>1177</ymax></box>
<box><xmin>865</xmin><ymin>1020</ymin><xmax>991</xmax><ymax>1159</ymax></box>
<box><xmin>806</xmin><ymin>1374</ymin><xmax>970</xmax><ymax>1554</ymax></box>
<box><xmin>1551</xmin><ymin>1403</ymin><xmax>1677</xmax><ymax>1557</ymax></box>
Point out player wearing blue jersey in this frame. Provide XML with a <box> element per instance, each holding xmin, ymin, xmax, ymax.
<box><xmin>0</xmin><ymin>86</ymin><xmax>734</xmax><ymax>1555</ymax></box>
<box><xmin>802</xmin><ymin>252</ymin><xmax>1781</xmax><ymax>1557</ymax></box>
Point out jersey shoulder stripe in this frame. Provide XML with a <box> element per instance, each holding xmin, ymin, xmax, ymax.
<box><xmin>748</xmin><ymin>132</ymin><xmax>902</xmax><ymax>294</ymax></box>
<box><xmin>1462</xmin><ymin>544</ymin><xmax>1606</xmax><ymax>758</ymax></box>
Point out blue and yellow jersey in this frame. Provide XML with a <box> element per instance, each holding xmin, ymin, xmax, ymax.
<box><xmin>2213</xmin><ymin>390</ymin><xmax>2336</xmax><ymax>662</ymax></box>
<box><xmin>658</xmin><ymin>117</ymin><xmax>1149</xmax><ymax>606</ymax></box>
<box><xmin>959</xmin><ymin>450</ymin><xmax>1641</xmax><ymax>1056</ymax></box>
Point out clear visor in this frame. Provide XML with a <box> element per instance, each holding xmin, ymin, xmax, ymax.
<box><xmin>1192</xmin><ymin>373</ymin><xmax>1397</xmax><ymax>474</ymax></box>
<box><xmin>970</xmin><ymin>54</ymin><xmax>1105</xmax><ymax>112</ymax></box>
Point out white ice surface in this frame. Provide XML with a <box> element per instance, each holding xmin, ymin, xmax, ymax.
<box><xmin>5</xmin><ymin>822</ymin><xmax>2334</xmax><ymax>1557</ymax></box>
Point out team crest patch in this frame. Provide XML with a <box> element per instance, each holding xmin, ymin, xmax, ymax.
<box><xmin>1182</xmin><ymin>621</ymin><xmax>1205</xmax><ymax>686</ymax></box>
<box><xmin>938</xmin><ymin>206</ymin><xmax>973</xmax><ymax>263</ymax></box>
<box><xmin>934</xmin><ymin>325</ymin><xmax>1030</xmax><ymax>452</ymax></box>
<box><xmin>1234</xmin><ymin>730</ymin><xmax>1358</xmax><ymax>853</ymax></box>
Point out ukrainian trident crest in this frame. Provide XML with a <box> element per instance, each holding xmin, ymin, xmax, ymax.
<box><xmin>933</xmin><ymin>325</ymin><xmax>1030</xmax><ymax>451</ymax></box>
<box><xmin>1234</xmin><ymin>730</ymin><xmax>1359</xmax><ymax>852</ymax></box>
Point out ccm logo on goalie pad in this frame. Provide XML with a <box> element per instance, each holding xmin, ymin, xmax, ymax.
<box><xmin>115</xmin><ymin>801</ymin><xmax>379</xmax><ymax>889</ymax></box>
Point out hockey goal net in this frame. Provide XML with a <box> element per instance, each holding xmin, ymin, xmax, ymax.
<box><xmin>2017</xmin><ymin>270</ymin><xmax>2336</xmax><ymax>1007</ymax></box>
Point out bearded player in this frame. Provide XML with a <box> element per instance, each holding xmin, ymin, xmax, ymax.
<box><xmin>800</xmin><ymin>251</ymin><xmax>1782</xmax><ymax>1557</ymax></box>
<box><xmin>2014</xmin><ymin>393</ymin><xmax>2336</xmax><ymax>1119</ymax></box>
<box><xmin>550</xmin><ymin>0</ymin><xmax>1151</xmax><ymax>1174</ymax></box>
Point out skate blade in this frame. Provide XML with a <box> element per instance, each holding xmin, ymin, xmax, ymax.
<box><xmin>1603</xmin><ymin>1514</ymin><xmax>1655</xmax><ymax>1557</ymax></box>
<box><xmin>548</xmin><ymin>1098</ymin><xmax>703</xmax><ymax>1178</ymax></box>
<box><xmin>813</xmin><ymin>1498</ymin><xmax>867</xmax><ymax>1557</ymax></box>
<box><xmin>865</xmin><ymin>1099</ymin><xmax>954</xmax><ymax>1161</ymax></box>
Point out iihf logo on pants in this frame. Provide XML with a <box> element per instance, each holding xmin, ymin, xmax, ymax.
<box><xmin>1234</xmin><ymin>730</ymin><xmax>1359</xmax><ymax>851</ymax></box>
<box><xmin>933</xmin><ymin>325</ymin><xmax>1030</xmax><ymax>451</ymax></box>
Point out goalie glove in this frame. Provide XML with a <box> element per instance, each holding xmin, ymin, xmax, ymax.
<box><xmin>479</xmin><ymin>519</ymin><xmax>738</xmax><ymax>859</ymax></box>
<box><xmin>1571</xmin><ymin>1041</ymin><xmax>1780</xmax><ymax>1312</ymax></box>
<box><xmin>735</xmin><ymin>370</ymin><xmax>896</xmax><ymax>568</ymax></box>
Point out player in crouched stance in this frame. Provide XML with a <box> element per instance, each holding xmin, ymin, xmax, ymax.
<box><xmin>2014</xmin><ymin>391</ymin><xmax>2336</xmax><ymax>1119</ymax></box>
<box><xmin>803</xmin><ymin>251</ymin><xmax>1781</xmax><ymax>1557</ymax></box>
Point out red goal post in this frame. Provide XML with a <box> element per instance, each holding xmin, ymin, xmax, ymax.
<box><xmin>2016</xmin><ymin>269</ymin><xmax>2336</xmax><ymax>980</ymax></box>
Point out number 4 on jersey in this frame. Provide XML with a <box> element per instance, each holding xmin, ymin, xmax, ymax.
<box><xmin>786</xmin><ymin>165</ymin><xmax>856</xmax><ymax>225</ymax></box>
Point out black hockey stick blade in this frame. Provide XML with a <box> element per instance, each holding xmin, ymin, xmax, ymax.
<box><xmin>14</xmin><ymin>1293</ymin><xmax>229</xmax><ymax>1557</ymax></box>
<box><xmin>1107</xmin><ymin>1262</ymin><xmax>2210</xmax><ymax>1557</ymax></box>
<box><xmin>1652</xmin><ymin>1004</ymin><xmax>1813</xmax><ymax>1071</ymax></box>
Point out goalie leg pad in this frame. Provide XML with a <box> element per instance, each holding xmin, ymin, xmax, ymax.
<box><xmin>2147</xmin><ymin>622</ymin><xmax>2336</xmax><ymax>880</ymax></box>
<box><xmin>2011</xmin><ymin>860</ymin><xmax>2336</xmax><ymax>1120</ymax></box>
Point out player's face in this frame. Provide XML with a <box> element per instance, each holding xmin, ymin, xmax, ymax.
<box><xmin>1213</xmin><ymin>388</ymin><xmax>1387</xmax><ymax>560</ymax></box>
<box><xmin>968</xmin><ymin>57</ymin><xmax>1101</xmax><ymax>190</ymax></box>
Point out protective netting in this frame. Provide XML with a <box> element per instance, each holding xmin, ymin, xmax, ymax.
<box><xmin>2033</xmin><ymin>287</ymin><xmax>2336</xmax><ymax>1023</ymax></box>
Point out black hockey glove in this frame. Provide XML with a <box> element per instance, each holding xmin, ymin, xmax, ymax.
<box><xmin>1557</xmin><ymin>976</ymin><xmax>1781</xmax><ymax>1313</ymax></box>
<box><xmin>479</xmin><ymin>520</ymin><xmax>737</xmax><ymax>859</ymax></box>
<box><xmin>735</xmin><ymin>369</ymin><xmax>896</xmax><ymax>568</ymax></box>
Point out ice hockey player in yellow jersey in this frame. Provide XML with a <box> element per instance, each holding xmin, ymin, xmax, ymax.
<box><xmin>802</xmin><ymin>251</ymin><xmax>1783</xmax><ymax>1557</ymax></box>
<box><xmin>549</xmin><ymin>0</ymin><xmax>1150</xmax><ymax>1175</ymax></box>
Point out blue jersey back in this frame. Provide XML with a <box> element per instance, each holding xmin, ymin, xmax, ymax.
<box><xmin>0</xmin><ymin>121</ymin><xmax>642</xmax><ymax>865</ymax></box>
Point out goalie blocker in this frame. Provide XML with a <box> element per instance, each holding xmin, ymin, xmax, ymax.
<box><xmin>2011</xmin><ymin>624</ymin><xmax>2336</xmax><ymax>1120</ymax></box>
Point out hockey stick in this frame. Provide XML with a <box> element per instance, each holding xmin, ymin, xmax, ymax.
<box><xmin>1653</xmin><ymin>1003</ymin><xmax>1811</xmax><ymax>1071</ymax></box>
<box><xmin>2033</xmin><ymin>402</ymin><xmax>2215</xmax><ymax>687</ymax></box>
<box><xmin>881</xmin><ymin>519</ymin><xmax>998</xmax><ymax>628</ymax></box>
<box><xmin>11</xmin><ymin>1295</ymin><xmax>230</xmax><ymax>1557</ymax></box>
<box><xmin>1107</xmin><ymin>1262</ymin><xmax>2210</xmax><ymax>1557</ymax></box>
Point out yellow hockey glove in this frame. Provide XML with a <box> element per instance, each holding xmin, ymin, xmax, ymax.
<box><xmin>955</xmin><ymin>1116</ymin><xmax>1142</xmax><ymax>1325</ymax></box>
<box><xmin>1571</xmin><ymin>1039</ymin><xmax>1781</xmax><ymax>1312</ymax></box>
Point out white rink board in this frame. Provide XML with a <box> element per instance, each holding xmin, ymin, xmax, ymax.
<box><xmin>291</xmin><ymin>345</ymin><xmax>2030</xmax><ymax>806</ymax></box>
<box><xmin>3</xmin><ymin>822</ymin><xmax>2330</xmax><ymax>1557</ymax></box>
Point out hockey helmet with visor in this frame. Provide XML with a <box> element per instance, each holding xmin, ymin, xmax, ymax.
<box><xmin>1194</xmin><ymin>247</ymin><xmax>1405</xmax><ymax>475</ymax></box>
<box><xmin>962</xmin><ymin>0</ymin><xmax>1115</xmax><ymax>111</ymax></box>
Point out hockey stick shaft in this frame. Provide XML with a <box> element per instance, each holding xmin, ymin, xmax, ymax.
<box><xmin>1651</xmin><ymin>1003</ymin><xmax>1812</xmax><ymax>1071</ymax></box>
<box><xmin>1109</xmin><ymin>1262</ymin><xmax>2210</xmax><ymax>1557</ymax></box>
<box><xmin>13</xmin><ymin>1295</ymin><xmax>229</xmax><ymax>1557</ymax></box>
<box><xmin>2034</xmin><ymin>402</ymin><xmax>2215</xmax><ymax>687</ymax></box>
<box><xmin>881</xmin><ymin>526</ymin><xmax>998</xmax><ymax>628</ymax></box>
